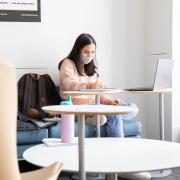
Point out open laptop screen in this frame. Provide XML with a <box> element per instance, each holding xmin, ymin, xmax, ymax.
<box><xmin>153</xmin><ymin>59</ymin><xmax>174</xmax><ymax>89</ymax></box>
<box><xmin>124</xmin><ymin>59</ymin><xmax>174</xmax><ymax>91</ymax></box>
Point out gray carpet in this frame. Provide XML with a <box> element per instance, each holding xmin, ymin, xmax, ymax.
<box><xmin>19</xmin><ymin>160</ymin><xmax>180</xmax><ymax>180</ymax></box>
<box><xmin>59</xmin><ymin>168</ymin><xmax>180</xmax><ymax>179</ymax></box>
<box><xmin>151</xmin><ymin>168</ymin><xmax>180</xmax><ymax>180</ymax></box>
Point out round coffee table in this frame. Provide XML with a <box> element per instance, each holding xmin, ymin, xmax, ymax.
<box><xmin>23</xmin><ymin>138</ymin><xmax>180</xmax><ymax>179</ymax></box>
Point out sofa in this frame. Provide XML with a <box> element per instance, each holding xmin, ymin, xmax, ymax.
<box><xmin>17</xmin><ymin>120</ymin><xmax>141</xmax><ymax>158</ymax></box>
<box><xmin>17</xmin><ymin>86</ymin><xmax>142</xmax><ymax>159</ymax></box>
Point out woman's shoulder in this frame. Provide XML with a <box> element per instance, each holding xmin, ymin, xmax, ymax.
<box><xmin>61</xmin><ymin>58</ymin><xmax>75</xmax><ymax>65</ymax></box>
<box><xmin>60</xmin><ymin>58</ymin><xmax>76</xmax><ymax>69</ymax></box>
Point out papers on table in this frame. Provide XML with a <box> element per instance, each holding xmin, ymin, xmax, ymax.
<box><xmin>42</xmin><ymin>138</ymin><xmax>78</xmax><ymax>147</ymax></box>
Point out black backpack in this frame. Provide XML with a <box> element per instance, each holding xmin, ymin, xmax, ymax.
<box><xmin>18</xmin><ymin>73</ymin><xmax>60</xmax><ymax>122</ymax></box>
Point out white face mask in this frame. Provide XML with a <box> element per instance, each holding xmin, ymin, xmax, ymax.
<box><xmin>81</xmin><ymin>55</ymin><xmax>94</xmax><ymax>64</ymax></box>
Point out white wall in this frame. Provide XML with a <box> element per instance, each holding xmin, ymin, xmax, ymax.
<box><xmin>0</xmin><ymin>0</ymin><xmax>114</xmax><ymax>85</ymax></box>
<box><xmin>0</xmin><ymin>0</ymin><xmax>156</xmax><ymax>138</ymax></box>
<box><xmin>172</xmin><ymin>0</ymin><xmax>180</xmax><ymax>142</ymax></box>
<box><xmin>122</xmin><ymin>0</ymin><xmax>146</xmax><ymax>136</ymax></box>
<box><xmin>103</xmin><ymin>0</ymin><xmax>146</xmax><ymax>136</ymax></box>
<box><xmin>144</xmin><ymin>0</ymin><xmax>172</xmax><ymax>140</ymax></box>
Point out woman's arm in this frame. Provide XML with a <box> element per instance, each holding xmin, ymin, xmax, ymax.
<box><xmin>60</xmin><ymin>59</ymin><xmax>124</xmax><ymax>104</ymax></box>
<box><xmin>60</xmin><ymin>59</ymin><xmax>87</xmax><ymax>90</ymax></box>
<box><xmin>60</xmin><ymin>59</ymin><xmax>104</xmax><ymax>90</ymax></box>
<box><xmin>101</xmin><ymin>95</ymin><xmax>124</xmax><ymax>105</ymax></box>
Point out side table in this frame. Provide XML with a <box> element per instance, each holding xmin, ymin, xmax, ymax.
<box><xmin>42</xmin><ymin>104</ymin><xmax>137</xmax><ymax>180</ymax></box>
<box><xmin>125</xmin><ymin>88</ymin><xmax>172</xmax><ymax>177</ymax></box>
<box><xmin>61</xmin><ymin>88</ymin><xmax>122</xmax><ymax>137</ymax></box>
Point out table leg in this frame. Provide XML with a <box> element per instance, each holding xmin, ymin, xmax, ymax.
<box><xmin>78</xmin><ymin>115</ymin><xmax>86</xmax><ymax>180</ymax></box>
<box><xmin>93</xmin><ymin>95</ymin><xmax>105</xmax><ymax>180</ymax></box>
<box><xmin>151</xmin><ymin>92</ymin><xmax>172</xmax><ymax>178</ymax></box>
<box><xmin>96</xmin><ymin>95</ymin><xmax>101</xmax><ymax>138</ymax></box>
<box><xmin>106</xmin><ymin>174</ymin><xmax>118</xmax><ymax>180</ymax></box>
<box><xmin>159</xmin><ymin>92</ymin><xmax>164</xmax><ymax>140</ymax></box>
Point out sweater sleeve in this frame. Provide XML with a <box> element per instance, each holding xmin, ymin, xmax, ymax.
<box><xmin>59</xmin><ymin>59</ymin><xmax>113</xmax><ymax>104</ymax></box>
<box><xmin>100</xmin><ymin>94</ymin><xmax>113</xmax><ymax>104</ymax></box>
<box><xmin>59</xmin><ymin>59</ymin><xmax>87</xmax><ymax>90</ymax></box>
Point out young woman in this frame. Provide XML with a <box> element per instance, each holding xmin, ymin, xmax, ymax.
<box><xmin>58</xmin><ymin>33</ymin><xmax>138</xmax><ymax>137</ymax></box>
<box><xmin>58</xmin><ymin>33</ymin><xmax>151</xmax><ymax>179</ymax></box>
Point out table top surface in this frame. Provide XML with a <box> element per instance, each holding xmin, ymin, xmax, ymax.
<box><xmin>23</xmin><ymin>138</ymin><xmax>180</xmax><ymax>173</ymax></box>
<box><xmin>125</xmin><ymin>88</ymin><xmax>172</xmax><ymax>94</ymax></box>
<box><xmin>61</xmin><ymin>88</ymin><xmax>122</xmax><ymax>95</ymax></box>
<box><xmin>42</xmin><ymin>105</ymin><xmax>137</xmax><ymax>115</ymax></box>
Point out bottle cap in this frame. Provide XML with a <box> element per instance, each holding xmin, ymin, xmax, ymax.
<box><xmin>60</xmin><ymin>95</ymin><xmax>72</xmax><ymax>105</ymax></box>
<box><xmin>67</xmin><ymin>95</ymin><xmax>71</xmax><ymax>102</ymax></box>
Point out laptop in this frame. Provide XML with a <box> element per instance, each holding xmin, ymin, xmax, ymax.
<box><xmin>125</xmin><ymin>59</ymin><xmax>174</xmax><ymax>91</ymax></box>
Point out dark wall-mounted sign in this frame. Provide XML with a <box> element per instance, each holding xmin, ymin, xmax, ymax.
<box><xmin>0</xmin><ymin>0</ymin><xmax>41</xmax><ymax>22</ymax></box>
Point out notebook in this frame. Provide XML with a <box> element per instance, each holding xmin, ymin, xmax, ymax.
<box><xmin>124</xmin><ymin>59</ymin><xmax>174</xmax><ymax>91</ymax></box>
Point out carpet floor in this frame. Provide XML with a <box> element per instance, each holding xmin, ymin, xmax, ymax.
<box><xmin>19</xmin><ymin>160</ymin><xmax>180</xmax><ymax>180</ymax></box>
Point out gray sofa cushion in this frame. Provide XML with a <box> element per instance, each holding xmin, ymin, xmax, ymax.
<box><xmin>49</xmin><ymin>119</ymin><xmax>141</xmax><ymax>138</ymax></box>
<box><xmin>17</xmin><ymin>120</ymin><xmax>36</xmax><ymax>131</ymax></box>
<box><xmin>49</xmin><ymin>122</ymin><xmax>96</xmax><ymax>138</ymax></box>
<box><xmin>17</xmin><ymin>129</ymin><xmax>48</xmax><ymax>145</ymax></box>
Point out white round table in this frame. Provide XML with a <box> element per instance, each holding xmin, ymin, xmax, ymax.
<box><xmin>61</xmin><ymin>88</ymin><xmax>123</xmax><ymax>137</ymax></box>
<box><xmin>42</xmin><ymin>105</ymin><xmax>136</xmax><ymax>180</ymax></box>
<box><xmin>61</xmin><ymin>88</ymin><xmax>122</xmax><ymax>96</ymax></box>
<box><xmin>24</xmin><ymin>138</ymin><xmax>180</xmax><ymax>178</ymax></box>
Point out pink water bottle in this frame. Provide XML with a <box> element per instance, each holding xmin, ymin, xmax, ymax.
<box><xmin>60</xmin><ymin>96</ymin><xmax>74</xmax><ymax>143</ymax></box>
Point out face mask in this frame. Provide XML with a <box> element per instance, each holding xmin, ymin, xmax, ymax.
<box><xmin>81</xmin><ymin>55</ymin><xmax>94</xmax><ymax>64</ymax></box>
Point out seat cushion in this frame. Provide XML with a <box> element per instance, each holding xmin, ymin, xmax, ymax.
<box><xmin>17</xmin><ymin>129</ymin><xmax>48</xmax><ymax>145</ymax></box>
<box><xmin>49</xmin><ymin>120</ymin><xmax>141</xmax><ymax>138</ymax></box>
<box><xmin>49</xmin><ymin>122</ymin><xmax>96</xmax><ymax>138</ymax></box>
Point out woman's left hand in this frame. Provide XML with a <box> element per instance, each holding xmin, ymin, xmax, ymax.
<box><xmin>110</xmin><ymin>98</ymin><xmax>124</xmax><ymax>105</ymax></box>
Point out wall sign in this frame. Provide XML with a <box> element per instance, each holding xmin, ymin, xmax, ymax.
<box><xmin>0</xmin><ymin>0</ymin><xmax>41</xmax><ymax>22</ymax></box>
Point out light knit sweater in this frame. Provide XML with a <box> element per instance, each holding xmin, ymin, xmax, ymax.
<box><xmin>59</xmin><ymin>59</ymin><xmax>111</xmax><ymax>105</ymax></box>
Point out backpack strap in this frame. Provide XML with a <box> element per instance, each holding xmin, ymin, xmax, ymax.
<box><xmin>18</xmin><ymin>74</ymin><xmax>26</xmax><ymax>112</ymax></box>
<box><xmin>39</xmin><ymin>75</ymin><xmax>46</xmax><ymax>107</ymax></box>
<box><xmin>43</xmin><ymin>74</ymin><xmax>60</xmax><ymax>104</ymax></box>
<box><xmin>23</xmin><ymin>74</ymin><xmax>32</xmax><ymax>113</ymax></box>
<box><xmin>38</xmin><ymin>75</ymin><xmax>50</xmax><ymax>118</ymax></box>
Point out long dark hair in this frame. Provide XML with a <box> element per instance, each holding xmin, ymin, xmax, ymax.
<box><xmin>58</xmin><ymin>33</ymin><xmax>98</xmax><ymax>76</ymax></box>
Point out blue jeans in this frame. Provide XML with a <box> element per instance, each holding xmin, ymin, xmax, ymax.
<box><xmin>106</xmin><ymin>102</ymin><xmax>139</xmax><ymax>138</ymax></box>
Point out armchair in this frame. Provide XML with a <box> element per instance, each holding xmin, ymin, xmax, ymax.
<box><xmin>0</xmin><ymin>61</ymin><xmax>63</xmax><ymax>180</ymax></box>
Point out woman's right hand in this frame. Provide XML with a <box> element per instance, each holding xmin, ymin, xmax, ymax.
<box><xmin>87</xmin><ymin>81</ymin><xmax>105</xmax><ymax>89</ymax></box>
